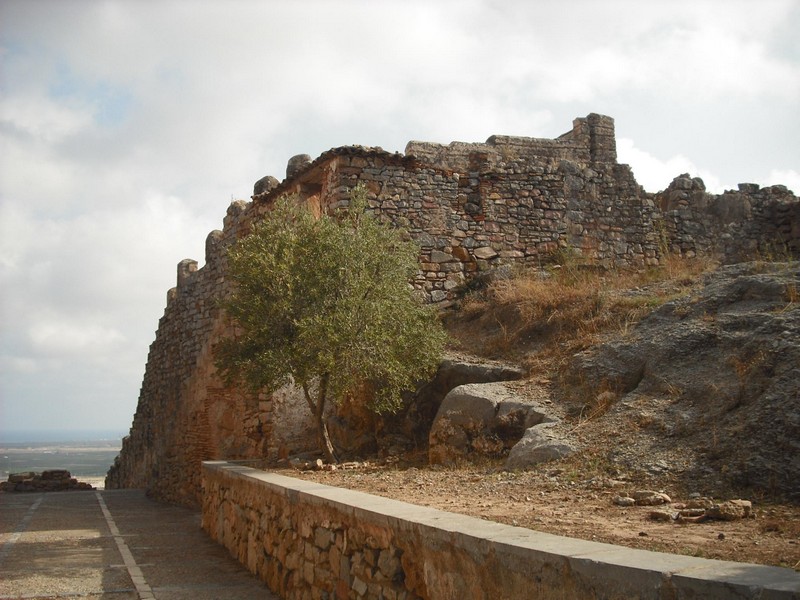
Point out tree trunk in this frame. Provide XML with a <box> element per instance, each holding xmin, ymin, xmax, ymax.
<box><xmin>316</xmin><ymin>413</ymin><xmax>337</xmax><ymax>464</ymax></box>
<box><xmin>304</xmin><ymin>375</ymin><xmax>338</xmax><ymax>464</ymax></box>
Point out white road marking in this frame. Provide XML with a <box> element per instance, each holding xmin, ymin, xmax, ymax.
<box><xmin>0</xmin><ymin>495</ymin><xmax>43</xmax><ymax>564</ymax></box>
<box><xmin>96</xmin><ymin>492</ymin><xmax>156</xmax><ymax>600</ymax></box>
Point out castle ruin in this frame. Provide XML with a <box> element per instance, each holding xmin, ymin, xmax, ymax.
<box><xmin>105</xmin><ymin>114</ymin><xmax>799</xmax><ymax>506</ymax></box>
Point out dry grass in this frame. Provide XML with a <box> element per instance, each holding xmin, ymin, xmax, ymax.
<box><xmin>446</xmin><ymin>253</ymin><xmax>716</xmax><ymax>372</ymax></box>
<box><xmin>785</xmin><ymin>282</ymin><xmax>798</xmax><ymax>307</ymax></box>
<box><xmin>760</xmin><ymin>517</ymin><xmax>800</xmax><ymax>538</ymax></box>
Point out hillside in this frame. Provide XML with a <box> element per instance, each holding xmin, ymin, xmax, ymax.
<box><xmin>287</xmin><ymin>258</ymin><xmax>800</xmax><ymax>568</ymax></box>
<box><xmin>445</xmin><ymin>258</ymin><xmax>799</xmax><ymax>499</ymax></box>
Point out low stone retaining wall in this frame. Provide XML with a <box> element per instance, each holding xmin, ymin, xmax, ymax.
<box><xmin>201</xmin><ymin>461</ymin><xmax>800</xmax><ymax>599</ymax></box>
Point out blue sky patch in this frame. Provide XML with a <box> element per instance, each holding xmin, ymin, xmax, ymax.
<box><xmin>49</xmin><ymin>62</ymin><xmax>135</xmax><ymax>127</ymax></box>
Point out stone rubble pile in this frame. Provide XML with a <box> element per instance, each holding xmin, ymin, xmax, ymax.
<box><xmin>612</xmin><ymin>490</ymin><xmax>753</xmax><ymax>524</ymax></box>
<box><xmin>1</xmin><ymin>470</ymin><xmax>95</xmax><ymax>492</ymax></box>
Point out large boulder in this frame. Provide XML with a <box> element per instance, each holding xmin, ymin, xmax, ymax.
<box><xmin>429</xmin><ymin>382</ymin><xmax>552</xmax><ymax>465</ymax></box>
<box><xmin>505</xmin><ymin>423</ymin><xmax>576</xmax><ymax>470</ymax></box>
<box><xmin>286</xmin><ymin>154</ymin><xmax>312</xmax><ymax>179</ymax></box>
<box><xmin>327</xmin><ymin>357</ymin><xmax>525</xmax><ymax>460</ymax></box>
<box><xmin>253</xmin><ymin>175</ymin><xmax>279</xmax><ymax>196</ymax></box>
<box><xmin>380</xmin><ymin>356</ymin><xmax>525</xmax><ymax>450</ymax></box>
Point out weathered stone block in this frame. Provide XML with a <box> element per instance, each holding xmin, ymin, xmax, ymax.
<box><xmin>429</xmin><ymin>250</ymin><xmax>452</xmax><ymax>263</ymax></box>
<box><xmin>352</xmin><ymin>576</ymin><xmax>368</xmax><ymax>596</ymax></box>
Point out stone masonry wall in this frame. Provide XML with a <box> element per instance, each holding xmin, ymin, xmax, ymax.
<box><xmin>105</xmin><ymin>200</ymin><xmax>316</xmax><ymax>505</ymax></box>
<box><xmin>201</xmin><ymin>462</ymin><xmax>800</xmax><ymax>600</ymax></box>
<box><xmin>656</xmin><ymin>174</ymin><xmax>799</xmax><ymax>259</ymax></box>
<box><xmin>107</xmin><ymin>114</ymin><xmax>799</xmax><ymax>506</ymax></box>
<box><xmin>270</xmin><ymin>114</ymin><xmax>657</xmax><ymax>306</ymax></box>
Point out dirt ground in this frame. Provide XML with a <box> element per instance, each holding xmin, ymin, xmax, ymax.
<box><xmin>279</xmin><ymin>454</ymin><xmax>800</xmax><ymax>571</ymax></box>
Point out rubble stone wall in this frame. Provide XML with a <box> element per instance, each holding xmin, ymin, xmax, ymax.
<box><xmin>1</xmin><ymin>470</ymin><xmax>95</xmax><ymax>493</ymax></box>
<box><xmin>107</xmin><ymin>114</ymin><xmax>799</xmax><ymax>506</ymax></box>
<box><xmin>105</xmin><ymin>199</ymin><xmax>316</xmax><ymax>505</ymax></box>
<box><xmin>201</xmin><ymin>462</ymin><xmax>800</xmax><ymax>600</ymax></box>
<box><xmin>656</xmin><ymin>175</ymin><xmax>799</xmax><ymax>260</ymax></box>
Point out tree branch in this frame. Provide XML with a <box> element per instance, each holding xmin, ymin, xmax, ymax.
<box><xmin>301</xmin><ymin>382</ymin><xmax>317</xmax><ymax>414</ymax></box>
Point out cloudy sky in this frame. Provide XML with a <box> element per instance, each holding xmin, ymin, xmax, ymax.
<box><xmin>1</xmin><ymin>0</ymin><xmax>798</xmax><ymax>440</ymax></box>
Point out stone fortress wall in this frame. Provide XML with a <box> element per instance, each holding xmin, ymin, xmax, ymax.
<box><xmin>105</xmin><ymin>114</ymin><xmax>799</xmax><ymax>506</ymax></box>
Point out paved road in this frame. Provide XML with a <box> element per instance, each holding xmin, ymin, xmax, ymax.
<box><xmin>0</xmin><ymin>489</ymin><xmax>278</xmax><ymax>599</ymax></box>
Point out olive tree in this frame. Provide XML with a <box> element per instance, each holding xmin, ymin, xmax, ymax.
<box><xmin>215</xmin><ymin>186</ymin><xmax>447</xmax><ymax>462</ymax></box>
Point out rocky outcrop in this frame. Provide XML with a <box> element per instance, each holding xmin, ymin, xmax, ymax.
<box><xmin>429</xmin><ymin>382</ymin><xmax>557</xmax><ymax>465</ymax></box>
<box><xmin>322</xmin><ymin>357</ymin><xmax>526</xmax><ymax>459</ymax></box>
<box><xmin>505</xmin><ymin>422</ymin><xmax>576</xmax><ymax>470</ymax></box>
<box><xmin>565</xmin><ymin>262</ymin><xmax>800</xmax><ymax>497</ymax></box>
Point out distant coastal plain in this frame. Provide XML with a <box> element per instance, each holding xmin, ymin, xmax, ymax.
<box><xmin>0</xmin><ymin>432</ymin><xmax>123</xmax><ymax>488</ymax></box>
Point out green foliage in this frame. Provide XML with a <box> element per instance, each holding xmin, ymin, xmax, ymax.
<box><xmin>216</xmin><ymin>185</ymin><xmax>446</xmax><ymax>419</ymax></box>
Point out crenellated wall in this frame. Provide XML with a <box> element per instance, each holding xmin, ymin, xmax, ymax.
<box><xmin>106</xmin><ymin>114</ymin><xmax>799</xmax><ymax>506</ymax></box>
<box><xmin>105</xmin><ymin>200</ymin><xmax>318</xmax><ymax>505</ymax></box>
<box><xmin>656</xmin><ymin>175</ymin><xmax>799</xmax><ymax>260</ymax></box>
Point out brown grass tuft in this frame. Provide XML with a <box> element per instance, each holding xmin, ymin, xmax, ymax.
<box><xmin>447</xmin><ymin>255</ymin><xmax>717</xmax><ymax>372</ymax></box>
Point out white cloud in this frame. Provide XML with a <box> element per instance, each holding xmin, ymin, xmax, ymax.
<box><xmin>0</xmin><ymin>0</ymin><xmax>798</xmax><ymax>436</ymax></box>
<box><xmin>766</xmin><ymin>169</ymin><xmax>800</xmax><ymax>195</ymax></box>
<box><xmin>29</xmin><ymin>321</ymin><xmax>126</xmax><ymax>357</ymax></box>
<box><xmin>617</xmin><ymin>138</ymin><xmax>727</xmax><ymax>194</ymax></box>
<box><xmin>0</xmin><ymin>94</ymin><xmax>93</xmax><ymax>143</ymax></box>
<box><xmin>452</xmin><ymin>1</ymin><xmax>800</xmax><ymax>104</ymax></box>
<box><xmin>2</xmin><ymin>356</ymin><xmax>40</xmax><ymax>375</ymax></box>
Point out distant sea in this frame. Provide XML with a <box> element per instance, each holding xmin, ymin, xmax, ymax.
<box><xmin>0</xmin><ymin>430</ymin><xmax>125</xmax><ymax>480</ymax></box>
